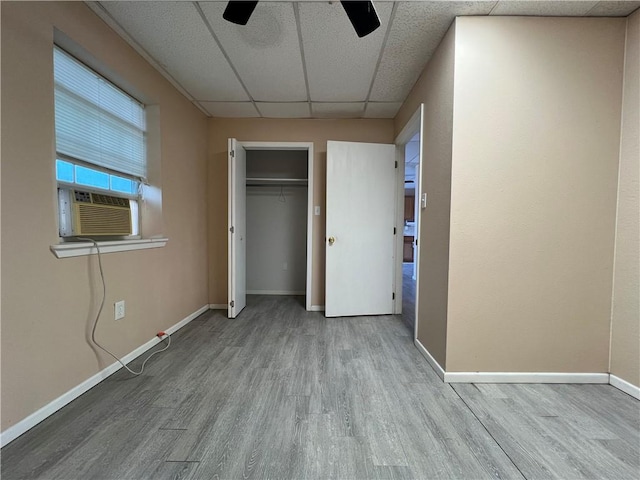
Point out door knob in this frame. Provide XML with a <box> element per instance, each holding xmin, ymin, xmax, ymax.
<box><xmin>328</xmin><ymin>236</ymin><xmax>336</xmax><ymax>246</ymax></box>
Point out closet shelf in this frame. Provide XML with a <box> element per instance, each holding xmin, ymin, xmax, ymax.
<box><xmin>246</xmin><ymin>177</ymin><xmax>308</xmax><ymax>186</ymax></box>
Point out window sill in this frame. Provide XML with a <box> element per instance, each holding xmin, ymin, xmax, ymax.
<box><xmin>50</xmin><ymin>238</ymin><xmax>168</xmax><ymax>259</ymax></box>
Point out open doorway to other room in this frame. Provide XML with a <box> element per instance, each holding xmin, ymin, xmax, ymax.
<box><xmin>401</xmin><ymin>132</ymin><xmax>420</xmax><ymax>332</ymax></box>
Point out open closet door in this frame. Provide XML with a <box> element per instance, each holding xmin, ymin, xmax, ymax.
<box><xmin>325</xmin><ymin>140</ymin><xmax>396</xmax><ymax>317</ymax></box>
<box><xmin>228</xmin><ymin>138</ymin><xmax>246</xmax><ymax>318</ymax></box>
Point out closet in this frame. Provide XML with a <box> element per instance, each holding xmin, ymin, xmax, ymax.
<box><xmin>245</xmin><ymin>149</ymin><xmax>308</xmax><ymax>298</ymax></box>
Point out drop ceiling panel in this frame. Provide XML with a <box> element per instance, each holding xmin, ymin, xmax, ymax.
<box><xmin>364</xmin><ymin>102</ymin><xmax>403</xmax><ymax>118</ymax></box>
<box><xmin>199</xmin><ymin>102</ymin><xmax>259</xmax><ymax>117</ymax></box>
<box><xmin>370</xmin><ymin>1</ymin><xmax>495</xmax><ymax>102</ymax></box>
<box><xmin>586</xmin><ymin>1</ymin><xmax>640</xmax><ymax>16</ymax></box>
<box><xmin>100</xmin><ymin>2</ymin><xmax>248</xmax><ymax>102</ymax></box>
<box><xmin>299</xmin><ymin>2</ymin><xmax>394</xmax><ymax>102</ymax></box>
<box><xmin>312</xmin><ymin>102</ymin><xmax>365</xmax><ymax>118</ymax></box>
<box><xmin>199</xmin><ymin>2</ymin><xmax>307</xmax><ymax>102</ymax></box>
<box><xmin>256</xmin><ymin>102</ymin><xmax>310</xmax><ymax>118</ymax></box>
<box><xmin>490</xmin><ymin>1</ymin><xmax>598</xmax><ymax>16</ymax></box>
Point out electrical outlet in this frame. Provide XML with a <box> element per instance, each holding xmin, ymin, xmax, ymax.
<box><xmin>115</xmin><ymin>300</ymin><xmax>125</xmax><ymax>320</ymax></box>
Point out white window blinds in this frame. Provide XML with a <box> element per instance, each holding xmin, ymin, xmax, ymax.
<box><xmin>54</xmin><ymin>47</ymin><xmax>146</xmax><ymax>179</ymax></box>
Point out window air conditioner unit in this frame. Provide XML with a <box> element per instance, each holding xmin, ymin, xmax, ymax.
<box><xmin>58</xmin><ymin>188</ymin><xmax>132</xmax><ymax>237</ymax></box>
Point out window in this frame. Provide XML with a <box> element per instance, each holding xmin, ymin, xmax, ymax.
<box><xmin>53</xmin><ymin>46</ymin><xmax>146</xmax><ymax>237</ymax></box>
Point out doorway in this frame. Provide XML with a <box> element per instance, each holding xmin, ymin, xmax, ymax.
<box><xmin>394</xmin><ymin>106</ymin><xmax>423</xmax><ymax>340</ymax></box>
<box><xmin>228</xmin><ymin>141</ymin><xmax>314</xmax><ymax>318</ymax></box>
<box><xmin>401</xmin><ymin>132</ymin><xmax>420</xmax><ymax>332</ymax></box>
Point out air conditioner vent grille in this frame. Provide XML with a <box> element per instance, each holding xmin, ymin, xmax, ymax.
<box><xmin>91</xmin><ymin>193</ymin><xmax>129</xmax><ymax>208</ymax></box>
<box><xmin>76</xmin><ymin>204</ymin><xmax>131</xmax><ymax>235</ymax></box>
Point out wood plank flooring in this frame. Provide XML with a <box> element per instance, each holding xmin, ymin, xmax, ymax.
<box><xmin>2</xmin><ymin>295</ymin><xmax>638</xmax><ymax>479</ymax></box>
<box><xmin>401</xmin><ymin>262</ymin><xmax>416</xmax><ymax>332</ymax></box>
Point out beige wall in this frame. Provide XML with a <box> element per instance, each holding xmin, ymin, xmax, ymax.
<box><xmin>610</xmin><ymin>10</ymin><xmax>640</xmax><ymax>388</ymax></box>
<box><xmin>1</xmin><ymin>2</ymin><xmax>209</xmax><ymax>431</ymax></box>
<box><xmin>208</xmin><ymin>118</ymin><xmax>394</xmax><ymax>306</ymax></box>
<box><xmin>446</xmin><ymin>17</ymin><xmax>625</xmax><ymax>372</ymax></box>
<box><xmin>394</xmin><ymin>24</ymin><xmax>457</xmax><ymax>368</ymax></box>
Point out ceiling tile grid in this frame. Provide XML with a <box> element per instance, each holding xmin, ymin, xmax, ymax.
<box><xmin>491</xmin><ymin>1</ymin><xmax>599</xmax><ymax>16</ymax></box>
<box><xmin>95</xmin><ymin>1</ymin><xmax>640</xmax><ymax>119</ymax></box>
<box><xmin>369</xmin><ymin>1</ymin><xmax>496</xmax><ymax>102</ymax></box>
<box><xmin>100</xmin><ymin>1</ymin><xmax>248</xmax><ymax>102</ymax></box>
<box><xmin>364</xmin><ymin>102</ymin><xmax>403</xmax><ymax>118</ymax></box>
<box><xmin>256</xmin><ymin>102</ymin><xmax>311</xmax><ymax>118</ymax></box>
<box><xmin>312</xmin><ymin>102</ymin><xmax>366</xmax><ymax>118</ymax></box>
<box><xmin>586</xmin><ymin>1</ymin><xmax>640</xmax><ymax>16</ymax></box>
<box><xmin>199</xmin><ymin>101</ymin><xmax>260</xmax><ymax>117</ymax></box>
<box><xmin>199</xmin><ymin>2</ymin><xmax>308</xmax><ymax>102</ymax></box>
<box><xmin>298</xmin><ymin>1</ymin><xmax>394</xmax><ymax>102</ymax></box>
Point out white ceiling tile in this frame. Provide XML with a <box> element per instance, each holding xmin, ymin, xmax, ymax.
<box><xmin>256</xmin><ymin>102</ymin><xmax>310</xmax><ymax>118</ymax></box>
<box><xmin>199</xmin><ymin>2</ymin><xmax>307</xmax><ymax>102</ymax></box>
<box><xmin>586</xmin><ymin>1</ymin><xmax>640</xmax><ymax>16</ymax></box>
<box><xmin>199</xmin><ymin>102</ymin><xmax>259</xmax><ymax>117</ymax></box>
<box><xmin>299</xmin><ymin>2</ymin><xmax>394</xmax><ymax>102</ymax></box>
<box><xmin>100</xmin><ymin>2</ymin><xmax>248</xmax><ymax>102</ymax></box>
<box><xmin>491</xmin><ymin>1</ymin><xmax>598</xmax><ymax>16</ymax></box>
<box><xmin>364</xmin><ymin>102</ymin><xmax>402</xmax><ymax>118</ymax></box>
<box><xmin>370</xmin><ymin>1</ymin><xmax>495</xmax><ymax>102</ymax></box>
<box><xmin>312</xmin><ymin>102</ymin><xmax>365</xmax><ymax>118</ymax></box>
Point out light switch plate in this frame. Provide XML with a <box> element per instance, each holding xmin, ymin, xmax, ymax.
<box><xmin>115</xmin><ymin>300</ymin><xmax>125</xmax><ymax>320</ymax></box>
<box><xmin>421</xmin><ymin>193</ymin><xmax>427</xmax><ymax>209</ymax></box>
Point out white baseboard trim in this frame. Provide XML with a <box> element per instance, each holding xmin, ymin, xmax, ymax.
<box><xmin>609</xmin><ymin>374</ymin><xmax>640</xmax><ymax>400</ymax></box>
<box><xmin>414</xmin><ymin>338</ymin><xmax>445</xmax><ymax>381</ymax></box>
<box><xmin>246</xmin><ymin>290</ymin><xmax>305</xmax><ymax>295</ymax></box>
<box><xmin>444</xmin><ymin>372</ymin><xmax>610</xmax><ymax>384</ymax></box>
<box><xmin>309</xmin><ymin>305</ymin><xmax>325</xmax><ymax>312</ymax></box>
<box><xmin>209</xmin><ymin>304</ymin><xmax>227</xmax><ymax>310</ymax></box>
<box><xmin>0</xmin><ymin>304</ymin><xmax>209</xmax><ymax>448</ymax></box>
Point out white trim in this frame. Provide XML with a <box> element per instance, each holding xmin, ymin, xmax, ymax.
<box><xmin>414</xmin><ymin>338</ymin><xmax>445</xmax><ymax>381</ymax></box>
<box><xmin>609</xmin><ymin>374</ymin><xmax>640</xmax><ymax>400</ymax></box>
<box><xmin>240</xmin><ymin>142</ymin><xmax>312</xmax><ymax>151</ymax></box>
<box><xmin>444</xmin><ymin>372</ymin><xmax>610</xmax><ymax>384</ymax></box>
<box><xmin>228</xmin><ymin>140</ymin><xmax>314</xmax><ymax>312</ymax></box>
<box><xmin>50</xmin><ymin>238</ymin><xmax>168</xmax><ymax>258</ymax></box>
<box><xmin>246</xmin><ymin>290</ymin><xmax>305</xmax><ymax>295</ymax></box>
<box><xmin>395</xmin><ymin>107</ymin><xmax>422</xmax><ymax>146</ymax></box>
<box><xmin>209</xmin><ymin>304</ymin><xmax>228</xmax><ymax>310</ymax></box>
<box><xmin>306</xmin><ymin>144</ymin><xmax>314</xmax><ymax>312</ymax></box>
<box><xmin>0</xmin><ymin>304</ymin><xmax>208</xmax><ymax>448</ymax></box>
<box><xmin>309</xmin><ymin>305</ymin><xmax>325</xmax><ymax>312</ymax></box>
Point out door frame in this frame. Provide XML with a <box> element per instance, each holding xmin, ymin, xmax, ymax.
<box><xmin>237</xmin><ymin>141</ymin><xmax>314</xmax><ymax>311</ymax></box>
<box><xmin>394</xmin><ymin>105</ymin><xmax>424</xmax><ymax>341</ymax></box>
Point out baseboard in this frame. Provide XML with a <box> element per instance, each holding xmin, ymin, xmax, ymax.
<box><xmin>309</xmin><ymin>305</ymin><xmax>325</xmax><ymax>312</ymax></box>
<box><xmin>609</xmin><ymin>374</ymin><xmax>640</xmax><ymax>400</ymax></box>
<box><xmin>414</xmin><ymin>338</ymin><xmax>445</xmax><ymax>381</ymax></box>
<box><xmin>0</xmin><ymin>304</ymin><xmax>209</xmax><ymax>448</ymax></box>
<box><xmin>209</xmin><ymin>304</ymin><xmax>227</xmax><ymax>310</ymax></box>
<box><xmin>444</xmin><ymin>372</ymin><xmax>610</xmax><ymax>384</ymax></box>
<box><xmin>246</xmin><ymin>290</ymin><xmax>305</xmax><ymax>295</ymax></box>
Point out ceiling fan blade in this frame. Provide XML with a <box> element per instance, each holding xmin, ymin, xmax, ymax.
<box><xmin>340</xmin><ymin>1</ymin><xmax>381</xmax><ymax>38</ymax></box>
<box><xmin>223</xmin><ymin>1</ymin><xmax>259</xmax><ymax>25</ymax></box>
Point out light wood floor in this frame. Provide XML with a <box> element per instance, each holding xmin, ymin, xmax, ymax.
<box><xmin>2</xmin><ymin>295</ymin><xmax>639</xmax><ymax>479</ymax></box>
<box><xmin>401</xmin><ymin>262</ymin><xmax>416</xmax><ymax>333</ymax></box>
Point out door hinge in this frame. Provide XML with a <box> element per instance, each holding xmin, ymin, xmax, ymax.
<box><xmin>395</xmin><ymin>161</ymin><xmax>398</xmax><ymax>168</ymax></box>
<box><xmin>230</xmin><ymin>300</ymin><xmax>235</xmax><ymax>307</ymax></box>
<box><xmin>392</xmin><ymin>292</ymin><xmax>395</xmax><ymax>300</ymax></box>
<box><xmin>230</xmin><ymin>150</ymin><xmax>235</xmax><ymax>158</ymax></box>
<box><xmin>415</xmin><ymin>238</ymin><xmax>418</xmax><ymax>246</ymax></box>
<box><xmin>230</xmin><ymin>226</ymin><xmax>235</xmax><ymax>233</ymax></box>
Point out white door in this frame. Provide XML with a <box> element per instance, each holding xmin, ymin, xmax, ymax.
<box><xmin>325</xmin><ymin>140</ymin><xmax>396</xmax><ymax>317</ymax></box>
<box><xmin>228</xmin><ymin>138</ymin><xmax>247</xmax><ymax>318</ymax></box>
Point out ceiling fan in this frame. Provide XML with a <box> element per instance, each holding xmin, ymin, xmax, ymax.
<box><xmin>223</xmin><ymin>1</ymin><xmax>381</xmax><ymax>38</ymax></box>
